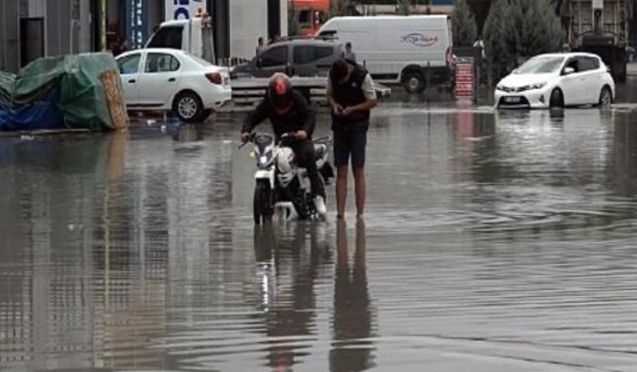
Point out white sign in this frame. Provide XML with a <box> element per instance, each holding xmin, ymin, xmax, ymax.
<box><xmin>165</xmin><ymin>0</ymin><xmax>207</xmax><ymax>21</ymax></box>
<box><xmin>592</xmin><ymin>0</ymin><xmax>603</xmax><ymax>10</ymax></box>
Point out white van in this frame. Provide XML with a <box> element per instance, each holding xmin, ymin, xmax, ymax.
<box><xmin>317</xmin><ymin>15</ymin><xmax>453</xmax><ymax>94</ymax></box>
<box><xmin>145</xmin><ymin>16</ymin><xmax>216</xmax><ymax>63</ymax></box>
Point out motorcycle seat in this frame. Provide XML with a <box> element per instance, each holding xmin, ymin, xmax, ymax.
<box><xmin>314</xmin><ymin>144</ymin><xmax>327</xmax><ymax>159</ymax></box>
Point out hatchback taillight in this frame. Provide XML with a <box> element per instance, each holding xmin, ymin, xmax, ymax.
<box><xmin>206</xmin><ymin>72</ymin><xmax>222</xmax><ymax>84</ymax></box>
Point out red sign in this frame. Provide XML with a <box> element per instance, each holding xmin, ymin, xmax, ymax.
<box><xmin>455</xmin><ymin>57</ymin><xmax>475</xmax><ymax>100</ymax></box>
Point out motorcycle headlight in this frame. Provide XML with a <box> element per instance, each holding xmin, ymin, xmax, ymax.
<box><xmin>530</xmin><ymin>81</ymin><xmax>547</xmax><ymax>90</ymax></box>
<box><xmin>259</xmin><ymin>155</ymin><xmax>268</xmax><ymax>164</ymax></box>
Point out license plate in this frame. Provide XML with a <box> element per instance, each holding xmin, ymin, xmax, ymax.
<box><xmin>504</xmin><ymin>96</ymin><xmax>521</xmax><ymax>103</ymax></box>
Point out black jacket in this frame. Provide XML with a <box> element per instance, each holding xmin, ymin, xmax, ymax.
<box><xmin>330</xmin><ymin>61</ymin><xmax>371</xmax><ymax>129</ymax></box>
<box><xmin>241</xmin><ymin>89</ymin><xmax>315</xmax><ymax>140</ymax></box>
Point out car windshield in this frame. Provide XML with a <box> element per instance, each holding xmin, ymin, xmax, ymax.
<box><xmin>515</xmin><ymin>56</ymin><xmax>564</xmax><ymax>74</ymax></box>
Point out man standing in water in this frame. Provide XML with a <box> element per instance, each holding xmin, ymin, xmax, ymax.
<box><xmin>343</xmin><ymin>42</ymin><xmax>356</xmax><ymax>63</ymax></box>
<box><xmin>327</xmin><ymin>59</ymin><xmax>378</xmax><ymax>220</ymax></box>
<box><xmin>256</xmin><ymin>37</ymin><xmax>266</xmax><ymax>56</ymax></box>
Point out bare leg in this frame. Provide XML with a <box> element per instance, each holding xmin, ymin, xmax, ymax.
<box><xmin>353</xmin><ymin>167</ymin><xmax>365</xmax><ymax>218</ymax></box>
<box><xmin>336</xmin><ymin>166</ymin><xmax>348</xmax><ymax>219</ymax></box>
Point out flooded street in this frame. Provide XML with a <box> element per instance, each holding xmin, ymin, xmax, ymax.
<box><xmin>2</xmin><ymin>99</ymin><xmax>637</xmax><ymax>371</ymax></box>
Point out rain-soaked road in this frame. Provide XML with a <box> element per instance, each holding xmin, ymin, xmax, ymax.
<box><xmin>2</xmin><ymin>99</ymin><xmax>637</xmax><ymax>371</ymax></box>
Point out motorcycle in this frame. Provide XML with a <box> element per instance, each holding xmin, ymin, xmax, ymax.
<box><xmin>240</xmin><ymin>132</ymin><xmax>335</xmax><ymax>224</ymax></box>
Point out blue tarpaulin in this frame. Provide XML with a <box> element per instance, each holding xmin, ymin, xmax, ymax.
<box><xmin>0</xmin><ymin>90</ymin><xmax>64</xmax><ymax>131</ymax></box>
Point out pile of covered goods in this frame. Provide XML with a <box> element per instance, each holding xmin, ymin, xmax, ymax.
<box><xmin>0</xmin><ymin>52</ymin><xmax>128</xmax><ymax>132</ymax></box>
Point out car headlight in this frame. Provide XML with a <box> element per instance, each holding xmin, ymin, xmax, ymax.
<box><xmin>496</xmin><ymin>85</ymin><xmax>504</xmax><ymax>91</ymax></box>
<box><xmin>530</xmin><ymin>81</ymin><xmax>547</xmax><ymax>90</ymax></box>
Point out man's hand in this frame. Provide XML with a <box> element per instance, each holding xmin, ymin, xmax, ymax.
<box><xmin>332</xmin><ymin>103</ymin><xmax>344</xmax><ymax>116</ymax></box>
<box><xmin>241</xmin><ymin>132</ymin><xmax>251</xmax><ymax>143</ymax></box>
<box><xmin>342</xmin><ymin>106</ymin><xmax>355</xmax><ymax>116</ymax></box>
<box><xmin>295</xmin><ymin>130</ymin><xmax>308</xmax><ymax>140</ymax></box>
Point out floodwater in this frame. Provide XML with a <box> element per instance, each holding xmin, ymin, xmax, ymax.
<box><xmin>3</xmin><ymin>100</ymin><xmax>637</xmax><ymax>371</ymax></box>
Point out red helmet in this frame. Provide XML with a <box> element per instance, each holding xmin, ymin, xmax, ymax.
<box><xmin>267</xmin><ymin>73</ymin><xmax>293</xmax><ymax>113</ymax></box>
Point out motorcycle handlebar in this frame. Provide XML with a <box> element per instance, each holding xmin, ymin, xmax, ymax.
<box><xmin>280</xmin><ymin>132</ymin><xmax>297</xmax><ymax>140</ymax></box>
<box><xmin>238</xmin><ymin>131</ymin><xmax>299</xmax><ymax>149</ymax></box>
<box><xmin>237</xmin><ymin>132</ymin><xmax>256</xmax><ymax>149</ymax></box>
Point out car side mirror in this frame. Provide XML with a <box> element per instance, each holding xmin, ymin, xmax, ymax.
<box><xmin>256</xmin><ymin>58</ymin><xmax>262</xmax><ymax>68</ymax></box>
<box><xmin>563</xmin><ymin>66</ymin><xmax>575</xmax><ymax>75</ymax></box>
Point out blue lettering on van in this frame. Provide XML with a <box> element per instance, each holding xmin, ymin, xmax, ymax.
<box><xmin>401</xmin><ymin>33</ymin><xmax>438</xmax><ymax>47</ymax></box>
<box><xmin>173</xmin><ymin>0</ymin><xmax>203</xmax><ymax>20</ymax></box>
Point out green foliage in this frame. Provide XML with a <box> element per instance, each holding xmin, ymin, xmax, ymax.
<box><xmin>484</xmin><ymin>0</ymin><xmax>563</xmax><ymax>81</ymax></box>
<box><xmin>329</xmin><ymin>0</ymin><xmax>352</xmax><ymax>17</ymax></box>
<box><xmin>483</xmin><ymin>0</ymin><xmax>511</xmax><ymax>80</ymax></box>
<box><xmin>288</xmin><ymin>8</ymin><xmax>300</xmax><ymax>36</ymax></box>
<box><xmin>507</xmin><ymin>0</ymin><xmax>563</xmax><ymax>58</ymax></box>
<box><xmin>451</xmin><ymin>0</ymin><xmax>477</xmax><ymax>47</ymax></box>
<box><xmin>397</xmin><ymin>0</ymin><xmax>411</xmax><ymax>15</ymax></box>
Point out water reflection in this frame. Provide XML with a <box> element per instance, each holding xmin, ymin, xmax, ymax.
<box><xmin>4</xmin><ymin>103</ymin><xmax>637</xmax><ymax>371</ymax></box>
<box><xmin>330</xmin><ymin>221</ymin><xmax>376</xmax><ymax>372</ymax></box>
<box><xmin>252</xmin><ymin>222</ymin><xmax>332</xmax><ymax>371</ymax></box>
<box><xmin>172</xmin><ymin>123</ymin><xmax>204</xmax><ymax>142</ymax></box>
<box><xmin>607</xmin><ymin>110</ymin><xmax>637</xmax><ymax>196</ymax></box>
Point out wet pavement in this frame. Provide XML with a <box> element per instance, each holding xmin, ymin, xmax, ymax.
<box><xmin>3</xmin><ymin>96</ymin><xmax>637</xmax><ymax>371</ymax></box>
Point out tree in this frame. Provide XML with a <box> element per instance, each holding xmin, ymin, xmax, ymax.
<box><xmin>483</xmin><ymin>0</ymin><xmax>512</xmax><ymax>81</ymax></box>
<box><xmin>329</xmin><ymin>0</ymin><xmax>355</xmax><ymax>17</ymax></box>
<box><xmin>508</xmin><ymin>0</ymin><xmax>563</xmax><ymax>60</ymax></box>
<box><xmin>451</xmin><ymin>0</ymin><xmax>477</xmax><ymax>47</ymax></box>
<box><xmin>484</xmin><ymin>0</ymin><xmax>564</xmax><ymax>81</ymax></box>
<box><xmin>397</xmin><ymin>0</ymin><xmax>411</xmax><ymax>15</ymax></box>
<box><xmin>288</xmin><ymin>2</ymin><xmax>300</xmax><ymax>36</ymax></box>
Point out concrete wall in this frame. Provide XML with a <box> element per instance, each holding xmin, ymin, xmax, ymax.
<box><xmin>226</xmin><ymin>0</ymin><xmax>287</xmax><ymax>60</ymax></box>
<box><xmin>0</xmin><ymin>0</ymin><xmax>20</xmax><ymax>72</ymax></box>
<box><xmin>46</xmin><ymin>0</ymin><xmax>76</xmax><ymax>56</ymax></box>
<box><xmin>280</xmin><ymin>0</ymin><xmax>288</xmax><ymax>37</ymax></box>
<box><xmin>230</xmin><ymin>0</ymin><xmax>269</xmax><ymax>60</ymax></box>
<box><xmin>0</xmin><ymin>0</ymin><xmax>93</xmax><ymax>72</ymax></box>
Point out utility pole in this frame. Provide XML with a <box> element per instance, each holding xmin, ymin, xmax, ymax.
<box><xmin>100</xmin><ymin>0</ymin><xmax>106</xmax><ymax>51</ymax></box>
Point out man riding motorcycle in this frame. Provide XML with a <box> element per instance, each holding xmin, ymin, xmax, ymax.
<box><xmin>240</xmin><ymin>73</ymin><xmax>327</xmax><ymax>217</ymax></box>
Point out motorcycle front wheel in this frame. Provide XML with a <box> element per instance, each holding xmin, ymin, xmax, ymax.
<box><xmin>253</xmin><ymin>180</ymin><xmax>274</xmax><ymax>225</ymax></box>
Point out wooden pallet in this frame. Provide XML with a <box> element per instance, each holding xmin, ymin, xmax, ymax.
<box><xmin>100</xmin><ymin>69</ymin><xmax>130</xmax><ymax>130</ymax></box>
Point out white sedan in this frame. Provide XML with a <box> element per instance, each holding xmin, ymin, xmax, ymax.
<box><xmin>115</xmin><ymin>48</ymin><xmax>232</xmax><ymax>122</ymax></box>
<box><xmin>494</xmin><ymin>52</ymin><xmax>615</xmax><ymax>109</ymax></box>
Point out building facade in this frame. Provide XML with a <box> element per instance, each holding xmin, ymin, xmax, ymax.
<box><xmin>109</xmin><ymin>0</ymin><xmax>286</xmax><ymax>60</ymax></box>
<box><xmin>1</xmin><ymin>0</ymin><xmax>93</xmax><ymax>73</ymax></box>
<box><xmin>1</xmin><ymin>0</ymin><xmax>286</xmax><ymax>72</ymax></box>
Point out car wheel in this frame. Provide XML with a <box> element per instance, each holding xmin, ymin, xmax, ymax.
<box><xmin>403</xmin><ymin>72</ymin><xmax>425</xmax><ymax>94</ymax></box>
<box><xmin>549</xmin><ymin>89</ymin><xmax>564</xmax><ymax>108</ymax></box>
<box><xmin>598</xmin><ymin>86</ymin><xmax>612</xmax><ymax>108</ymax></box>
<box><xmin>173</xmin><ymin>91</ymin><xmax>203</xmax><ymax>123</ymax></box>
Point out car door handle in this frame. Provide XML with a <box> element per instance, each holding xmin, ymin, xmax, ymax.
<box><xmin>168</xmin><ymin>77</ymin><xmax>176</xmax><ymax>82</ymax></box>
<box><xmin>128</xmin><ymin>79</ymin><xmax>136</xmax><ymax>83</ymax></box>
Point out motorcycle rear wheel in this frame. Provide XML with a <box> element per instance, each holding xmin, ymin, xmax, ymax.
<box><xmin>253</xmin><ymin>181</ymin><xmax>274</xmax><ymax>225</ymax></box>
